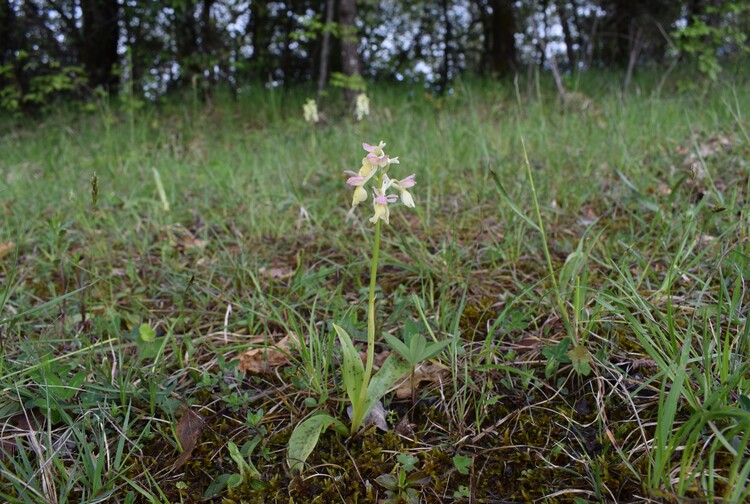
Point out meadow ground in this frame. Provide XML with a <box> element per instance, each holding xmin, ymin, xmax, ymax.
<box><xmin>1</xmin><ymin>71</ymin><xmax>749</xmax><ymax>503</ymax></box>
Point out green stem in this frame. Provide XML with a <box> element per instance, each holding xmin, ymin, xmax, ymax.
<box><xmin>521</xmin><ymin>138</ymin><xmax>573</xmax><ymax>340</ymax></box>
<box><xmin>365</xmin><ymin>219</ymin><xmax>381</xmax><ymax>384</ymax></box>
<box><xmin>351</xmin><ymin>219</ymin><xmax>381</xmax><ymax>432</ymax></box>
<box><xmin>349</xmin><ymin>169</ymin><xmax>388</xmax><ymax>433</ymax></box>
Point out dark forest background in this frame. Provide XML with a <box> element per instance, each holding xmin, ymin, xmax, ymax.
<box><xmin>1</xmin><ymin>0</ymin><xmax>748</xmax><ymax>112</ymax></box>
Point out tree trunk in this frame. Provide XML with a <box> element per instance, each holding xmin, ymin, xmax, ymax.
<box><xmin>317</xmin><ymin>0</ymin><xmax>335</xmax><ymax>97</ymax></box>
<box><xmin>557</xmin><ymin>0</ymin><xmax>577</xmax><ymax>68</ymax></box>
<box><xmin>173</xmin><ymin>0</ymin><xmax>200</xmax><ymax>91</ymax></box>
<box><xmin>249</xmin><ymin>1</ymin><xmax>271</xmax><ymax>80</ymax></box>
<box><xmin>339</xmin><ymin>0</ymin><xmax>361</xmax><ymax>104</ymax></box>
<box><xmin>440</xmin><ymin>0</ymin><xmax>452</xmax><ymax>92</ymax></box>
<box><xmin>486</xmin><ymin>0</ymin><xmax>517</xmax><ymax>76</ymax></box>
<box><xmin>0</xmin><ymin>0</ymin><xmax>14</xmax><ymax>66</ymax></box>
<box><xmin>80</xmin><ymin>0</ymin><xmax>120</xmax><ymax>93</ymax></box>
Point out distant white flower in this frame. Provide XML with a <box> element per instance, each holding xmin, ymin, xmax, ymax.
<box><xmin>303</xmin><ymin>99</ymin><xmax>319</xmax><ymax>123</ymax></box>
<box><xmin>355</xmin><ymin>93</ymin><xmax>370</xmax><ymax>121</ymax></box>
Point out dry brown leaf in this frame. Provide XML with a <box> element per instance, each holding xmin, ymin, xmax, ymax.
<box><xmin>182</xmin><ymin>237</ymin><xmax>208</xmax><ymax>250</ymax></box>
<box><xmin>655</xmin><ymin>182</ymin><xmax>671</xmax><ymax>196</ymax></box>
<box><xmin>236</xmin><ymin>332</ymin><xmax>301</xmax><ymax>373</ymax></box>
<box><xmin>259</xmin><ymin>266</ymin><xmax>294</xmax><ymax>280</ymax></box>
<box><xmin>578</xmin><ymin>205</ymin><xmax>599</xmax><ymax>226</ymax></box>
<box><xmin>165</xmin><ymin>224</ymin><xmax>207</xmax><ymax>252</ymax></box>
<box><xmin>395</xmin><ymin>362</ymin><xmax>449</xmax><ymax>399</ymax></box>
<box><xmin>512</xmin><ymin>336</ymin><xmax>541</xmax><ymax>352</ymax></box>
<box><xmin>173</xmin><ymin>408</ymin><xmax>205</xmax><ymax>470</ymax></box>
<box><xmin>348</xmin><ymin>400</ymin><xmax>389</xmax><ymax>431</ymax></box>
<box><xmin>0</xmin><ymin>410</ymin><xmax>44</xmax><ymax>461</ymax></box>
<box><xmin>394</xmin><ymin>414</ymin><xmax>416</xmax><ymax>438</ymax></box>
<box><xmin>0</xmin><ymin>242</ymin><xmax>15</xmax><ymax>260</ymax></box>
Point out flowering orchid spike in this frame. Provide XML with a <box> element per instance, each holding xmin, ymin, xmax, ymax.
<box><xmin>355</xmin><ymin>94</ymin><xmax>370</xmax><ymax>121</ymax></box>
<box><xmin>303</xmin><ymin>99</ymin><xmax>319</xmax><ymax>123</ymax></box>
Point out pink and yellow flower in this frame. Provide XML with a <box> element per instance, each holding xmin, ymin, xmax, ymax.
<box><xmin>344</xmin><ymin>161</ymin><xmax>378</xmax><ymax>207</ymax></box>
<box><xmin>363</xmin><ymin>141</ymin><xmax>399</xmax><ymax>168</ymax></box>
<box><xmin>369</xmin><ymin>176</ymin><xmax>398</xmax><ymax>224</ymax></box>
<box><xmin>391</xmin><ymin>174</ymin><xmax>416</xmax><ymax>208</ymax></box>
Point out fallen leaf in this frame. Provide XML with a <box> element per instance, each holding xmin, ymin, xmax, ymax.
<box><xmin>236</xmin><ymin>332</ymin><xmax>301</xmax><ymax>373</ymax></box>
<box><xmin>655</xmin><ymin>182</ymin><xmax>671</xmax><ymax>196</ymax></box>
<box><xmin>577</xmin><ymin>205</ymin><xmax>598</xmax><ymax>226</ymax></box>
<box><xmin>696</xmin><ymin>234</ymin><xmax>716</xmax><ymax>247</ymax></box>
<box><xmin>0</xmin><ymin>242</ymin><xmax>15</xmax><ymax>260</ymax></box>
<box><xmin>0</xmin><ymin>410</ymin><xmax>44</xmax><ymax>461</ymax></box>
<box><xmin>394</xmin><ymin>362</ymin><xmax>449</xmax><ymax>399</ymax></box>
<box><xmin>394</xmin><ymin>414</ymin><xmax>415</xmax><ymax>438</ymax></box>
<box><xmin>511</xmin><ymin>336</ymin><xmax>540</xmax><ymax>352</ymax></box>
<box><xmin>347</xmin><ymin>400</ymin><xmax>389</xmax><ymax>431</ymax></box>
<box><xmin>361</xmin><ymin>349</ymin><xmax>392</xmax><ymax>368</ymax></box>
<box><xmin>259</xmin><ymin>266</ymin><xmax>294</xmax><ymax>280</ymax></box>
<box><xmin>173</xmin><ymin>408</ymin><xmax>206</xmax><ymax>470</ymax></box>
<box><xmin>166</xmin><ymin>224</ymin><xmax>208</xmax><ymax>251</ymax></box>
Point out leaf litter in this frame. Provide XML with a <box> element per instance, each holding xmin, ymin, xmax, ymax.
<box><xmin>173</xmin><ymin>407</ymin><xmax>206</xmax><ymax>470</ymax></box>
<box><xmin>236</xmin><ymin>332</ymin><xmax>303</xmax><ymax>373</ymax></box>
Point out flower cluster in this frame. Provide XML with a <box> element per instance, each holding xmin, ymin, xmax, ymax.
<box><xmin>303</xmin><ymin>99</ymin><xmax>319</xmax><ymax>123</ymax></box>
<box><xmin>354</xmin><ymin>93</ymin><xmax>370</xmax><ymax>121</ymax></box>
<box><xmin>344</xmin><ymin>141</ymin><xmax>416</xmax><ymax>224</ymax></box>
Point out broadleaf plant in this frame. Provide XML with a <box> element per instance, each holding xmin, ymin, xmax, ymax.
<box><xmin>383</xmin><ymin>318</ymin><xmax>452</xmax><ymax>414</ymax></box>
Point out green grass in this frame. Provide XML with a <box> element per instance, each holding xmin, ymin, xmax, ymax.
<box><xmin>1</xmin><ymin>70</ymin><xmax>749</xmax><ymax>502</ymax></box>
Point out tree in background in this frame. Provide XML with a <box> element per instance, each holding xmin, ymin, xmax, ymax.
<box><xmin>674</xmin><ymin>0</ymin><xmax>750</xmax><ymax>80</ymax></box>
<box><xmin>1</xmin><ymin>0</ymin><xmax>749</xmax><ymax>112</ymax></box>
<box><xmin>587</xmin><ymin>0</ymin><xmax>681</xmax><ymax>67</ymax></box>
<box><xmin>339</xmin><ymin>0</ymin><xmax>362</xmax><ymax>103</ymax></box>
<box><xmin>476</xmin><ymin>0</ymin><xmax>518</xmax><ymax>77</ymax></box>
<box><xmin>80</xmin><ymin>0</ymin><xmax>120</xmax><ymax>93</ymax></box>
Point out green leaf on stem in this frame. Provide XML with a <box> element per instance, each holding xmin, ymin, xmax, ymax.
<box><xmin>383</xmin><ymin>331</ymin><xmax>452</xmax><ymax>366</ymax></box>
<box><xmin>453</xmin><ymin>454</ymin><xmax>473</xmax><ymax>475</ymax></box>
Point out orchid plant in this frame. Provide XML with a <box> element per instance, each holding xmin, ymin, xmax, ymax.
<box><xmin>287</xmin><ymin>141</ymin><xmax>417</xmax><ymax>472</ymax></box>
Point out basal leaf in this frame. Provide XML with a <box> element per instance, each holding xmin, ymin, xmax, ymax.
<box><xmin>421</xmin><ymin>338</ymin><xmax>452</xmax><ymax>361</ymax></box>
<box><xmin>139</xmin><ymin>323</ymin><xmax>156</xmax><ymax>342</ymax></box>
<box><xmin>333</xmin><ymin>324</ymin><xmax>364</xmax><ymax>405</ymax></box>
<box><xmin>364</xmin><ymin>354</ymin><xmax>410</xmax><ymax>416</ymax></box>
<box><xmin>287</xmin><ymin>413</ymin><xmax>347</xmax><ymax>473</ymax></box>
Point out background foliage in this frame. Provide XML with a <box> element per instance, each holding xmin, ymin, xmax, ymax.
<box><xmin>1</xmin><ymin>0</ymin><xmax>749</xmax><ymax>112</ymax></box>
